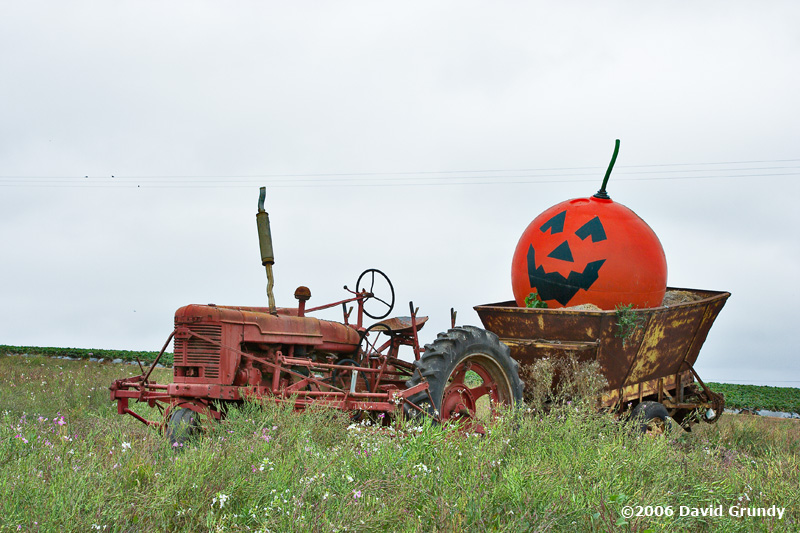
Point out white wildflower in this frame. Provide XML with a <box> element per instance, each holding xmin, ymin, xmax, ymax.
<box><xmin>212</xmin><ymin>492</ymin><xmax>230</xmax><ymax>509</ymax></box>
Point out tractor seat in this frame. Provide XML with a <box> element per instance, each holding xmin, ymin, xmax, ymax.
<box><xmin>372</xmin><ymin>316</ymin><xmax>428</xmax><ymax>335</ymax></box>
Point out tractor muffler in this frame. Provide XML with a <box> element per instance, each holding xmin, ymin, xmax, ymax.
<box><xmin>256</xmin><ymin>187</ymin><xmax>277</xmax><ymax>315</ymax></box>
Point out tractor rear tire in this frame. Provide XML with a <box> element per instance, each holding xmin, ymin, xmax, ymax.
<box><xmin>404</xmin><ymin>326</ymin><xmax>523</xmax><ymax>422</ymax></box>
<box><xmin>166</xmin><ymin>407</ymin><xmax>200</xmax><ymax>447</ymax></box>
<box><xmin>629</xmin><ymin>401</ymin><xmax>671</xmax><ymax>435</ymax></box>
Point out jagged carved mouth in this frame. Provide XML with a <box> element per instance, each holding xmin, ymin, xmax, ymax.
<box><xmin>526</xmin><ymin>245</ymin><xmax>605</xmax><ymax>306</ymax></box>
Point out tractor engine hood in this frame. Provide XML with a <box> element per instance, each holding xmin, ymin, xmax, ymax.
<box><xmin>174</xmin><ymin>304</ymin><xmax>361</xmax><ymax>352</ymax></box>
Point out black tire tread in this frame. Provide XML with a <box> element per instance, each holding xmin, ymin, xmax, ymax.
<box><xmin>166</xmin><ymin>407</ymin><xmax>200</xmax><ymax>446</ymax></box>
<box><xmin>405</xmin><ymin>325</ymin><xmax>523</xmax><ymax>419</ymax></box>
<box><xmin>629</xmin><ymin>401</ymin><xmax>671</xmax><ymax>433</ymax></box>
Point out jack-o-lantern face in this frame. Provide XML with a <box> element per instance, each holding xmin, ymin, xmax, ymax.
<box><xmin>527</xmin><ymin>209</ymin><xmax>608</xmax><ymax>305</ymax></box>
<box><xmin>511</xmin><ymin>196</ymin><xmax>668</xmax><ymax>310</ymax></box>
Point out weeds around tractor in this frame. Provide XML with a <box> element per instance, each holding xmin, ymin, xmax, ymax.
<box><xmin>2</xmin><ymin>355</ymin><xmax>799</xmax><ymax>531</ymax></box>
<box><xmin>519</xmin><ymin>355</ymin><xmax>608</xmax><ymax>414</ymax></box>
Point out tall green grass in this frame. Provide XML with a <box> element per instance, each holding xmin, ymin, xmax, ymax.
<box><xmin>1</xmin><ymin>354</ymin><xmax>798</xmax><ymax>532</ymax></box>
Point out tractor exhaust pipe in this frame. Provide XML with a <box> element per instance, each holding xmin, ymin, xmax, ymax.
<box><xmin>256</xmin><ymin>187</ymin><xmax>277</xmax><ymax>315</ymax></box>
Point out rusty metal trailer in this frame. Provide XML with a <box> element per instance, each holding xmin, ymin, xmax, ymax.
<box><xmin>475</xmin><ymin>288</ymin><xmax>729</xmax><ymax>427</ymax></box>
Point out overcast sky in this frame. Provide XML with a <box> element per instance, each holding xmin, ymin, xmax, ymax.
<box><xmin>1</xmin><ymin>2</ymin><xmax>798</xmax><ymax>386</ymax></box>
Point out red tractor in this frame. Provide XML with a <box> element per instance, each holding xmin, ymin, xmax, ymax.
<box><xmin>110</xmin><ymin>188</ymin><xmax>524</xmax><ymax>442</ymax></box>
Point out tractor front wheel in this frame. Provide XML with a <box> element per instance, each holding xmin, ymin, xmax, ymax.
<box><xmin>405</xmin><ymin>326</ymin><xmax>523</xmax><ymax>423</ymax></box>
<box><xmin>165</xmin><ymin>407</ymin><xmax>200</xmax><ymax>447</ymax></box>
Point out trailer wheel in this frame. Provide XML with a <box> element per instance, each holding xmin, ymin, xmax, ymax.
<box><xmin>404</xmin><ymin>326</ymin><xmax>523</xmax><ymax>423</ymax></box>
<box><xmin>629</xmin><ymin>401</ymin><xmax>671</xmax><ymax>435</ymax></box>
<box><xmin>166</xmin><ymin>407</ymin><xmax>200</xmax><ymax>446</ymax></box>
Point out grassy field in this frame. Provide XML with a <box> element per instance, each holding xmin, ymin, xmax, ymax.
<box><xmin>1</xmin><ymin>354</ymin><xmax>799</xmax><ymax>532</ymax></box>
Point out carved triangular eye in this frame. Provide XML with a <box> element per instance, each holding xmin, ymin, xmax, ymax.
<box><xmin>575</xmin><ymin>216</ymin><xmax>607</xmax><ymax>243</ymax></box>
<box><xmin>547</xmin><ymin>241</ymin><xmax>574</xmax><ymax>262</ymax></box>
<box><xmin>540</xmin><ymin>210</ymin><xmax>566</xmax><ymax>234</ymax></box>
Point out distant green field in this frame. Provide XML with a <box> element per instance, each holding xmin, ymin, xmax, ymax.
<box><xmin>0</xmin><ymin>344</ymin><xmax>173</xmax><ymax>366</ymax></box>
<box><xmin>708</xmin><ymin>382</ymin><xmax>800</xmax><ymax>415</ymax></box>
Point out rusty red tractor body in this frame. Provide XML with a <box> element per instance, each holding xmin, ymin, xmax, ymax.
<box><xmin>110</xmin><ymin>188</ymin><xmax>727</xmax><ymax>441</ymax></box>
<box><xmin>112</xmin><ymin>281</ymin><xmax>438</xmax><ymax>426</ymax></box>
<box><xmin>110</xmin><ymin>188</ymin><xmax>524</xmax><ymax>441</ymax></box>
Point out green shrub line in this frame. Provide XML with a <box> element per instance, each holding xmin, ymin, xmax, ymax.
<box><xmin>708</xmin><ymin>382</ymin><xmax>800</xmax><ymax>415</ymax></box>
<box><xmin>1</xmin><ymin>344</ymin><xmax>173</xmax><ymax>366</ymax></box>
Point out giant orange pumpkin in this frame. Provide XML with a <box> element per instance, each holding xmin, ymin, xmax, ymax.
<box><xmin>510</xmin><ymin>141</ymin><xmax>667</xmax><ymax>310</ymax></box>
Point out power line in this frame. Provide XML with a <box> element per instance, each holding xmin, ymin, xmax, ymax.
<box><xmin>1</xmin><ymin>172</ymin><xmax>798</xmax><ymax>188</ymax></box>
<box><xmin>4</xmin><ymin>165</ymin><xmax>800</xmax><ymax>183</ymax></box>
<box><xmin>1</xmin><ymin>158</ymin><xmax>798</xmax><ymax>188</ymax></box>
<box><xmin>3</xmin><ymin>157</ymin><xmax>799</xmax><ymax>181</ymax></box>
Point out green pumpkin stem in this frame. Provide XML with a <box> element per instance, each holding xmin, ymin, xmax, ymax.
<box><xmin>594</xmin><ymin>139</ymin><xmax>620</xmax><ymax>199</ymax></box>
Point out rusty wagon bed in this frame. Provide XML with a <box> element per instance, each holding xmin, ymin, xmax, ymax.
<box><xmin>475</xmin><ymin>287</ymin><xmax>730</xmax><ymax>420</ymax></box>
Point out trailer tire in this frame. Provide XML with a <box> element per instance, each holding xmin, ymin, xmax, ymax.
<box><xmin>629</xmin><ymin>401</ymin><xmax>671</xmax><ymax>434</ymax></box>
<box><xmin>404</xmin><ymin>326</ymin><xmax>523</xmax><ymax>423</ymax></box>
<box><xmin>166</xmin><ymin>407</ymin><xmax>200</xmax><ymax>447</ymax></box>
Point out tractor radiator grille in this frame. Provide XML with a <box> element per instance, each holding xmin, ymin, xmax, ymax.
<box><xmin>174</xmin><ymin>324</ymin><xmax>222</xmax><ymax>379</ymax></box>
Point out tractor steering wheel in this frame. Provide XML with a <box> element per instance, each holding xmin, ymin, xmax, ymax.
<box><xmin>355</xmin><ymin>269</ymin><xmax>395</xmax><ymax>319</ymax></box>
